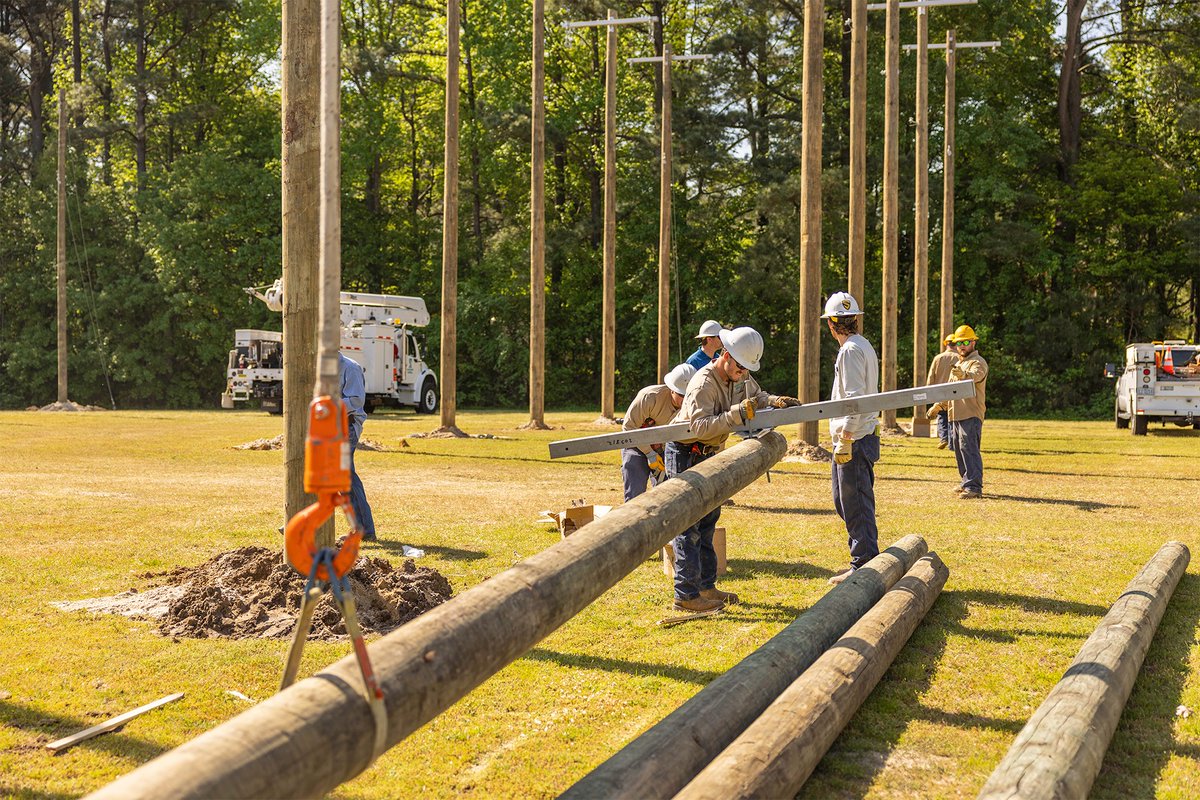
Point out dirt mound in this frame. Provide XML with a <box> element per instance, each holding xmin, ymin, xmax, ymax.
<box><xmin>234</xmin><ymin>434</ymin><xmax>284</xmax><ymax>450</ymax></box>
<box><xmin>143</xmin><ymin>546</ymin><xmax>452</xmax><ymax>640</ymax></box>
<box><xmin>38</xmin><ymin>400</ymin><xmax>106</xmax><ymax>412</ymax></box>
<box><xmin>784</xmin><ymin>441</ymin><xmax>832</xmax><ymax>463</ymax></box>
<box><xmin>879</xmin><ymin>424</ymin><xmax>909</xmax><ymax>437</ymax></box>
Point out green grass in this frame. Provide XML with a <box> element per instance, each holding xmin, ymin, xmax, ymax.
<box><xmin>1</xmin><ymin>409</ymin><xmax>1197</xmax><ymax>798</ymax></box>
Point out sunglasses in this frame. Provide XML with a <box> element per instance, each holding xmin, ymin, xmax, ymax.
<box><xmin>951</xmin><ymin>340</ymin><xmax>972</xmax><ymax>347</ymax></box>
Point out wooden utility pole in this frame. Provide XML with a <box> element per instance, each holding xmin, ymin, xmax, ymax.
<box><xmin>910</xmin><ymin>7</ymin><xmax>930</xmax><ymax>436</ymax></box>
<box><xmin>881</xmin><ymin>0</ymin><xmax>899</xmax><ymax>429</ymax></box>
<box><xmin>602</xmin><ymin>10</ymin><xmax>617</xmax><ymax>418</ymax></box>
<box><xmin>525</xmin><ymin>0</ymin><xmax>548</xmax><ymax>429</ymax></box>
<box><xmin>437</xmin><ymin>0</ymin><xmax>466</xmax><ymax>436</ymax></box>
<box><xmin>847</xmin><ymin>0</ymin><xmax>867</xmax><ymax>303</ymax></box>
<box><xmin>940</xmin><ymin>30</ymin><xmax>956</xmax><ymax>340</ymax></box>
<box><xmin>282</xmin><ymin>0</ymin><xmax>323</xmax><ymax>531</ymax></box>
<box><xmin>797</xmin><ymin>0</ymin><xmax>824</xmax><ymax>446</ymax></box>
<box><xmin>56</xmin><ymin>88</ymin><xmax>68</xmax><ymax>405</ymax></box>
<box><xmin>656</xmin><ymin>42</ymin><xmax>672</xmax><ymax>380</ymax></box>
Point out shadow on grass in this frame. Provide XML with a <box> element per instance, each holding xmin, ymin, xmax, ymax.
<box><xmin>723</xmin><ymin>504</ymin><xmax>827</xmax><ymax>516</ymax></box>
<box><xmin>725</xmin><ymin>558</ymin><xmax>838</xmax><ymax>581</ymax></box>
<box><xmin>1092</xmin><ymin>571</ymin><xmax>1200</xmax><ymax>799</ymax></box>
<box><xmin>980</xmin><ymin>493</ymin><xmax>1132</xmax><ymax>512</ymax></box>
<box><xmin>883</xmin><ymin>458</ymin><xmax>1200</xmax><ymax>483</ymax></box>
<box><xmin>0</xmin><ymin>699</ymin><xmax>169</xmax><ymax>763</ymax></box>
<box><xmin>395</xmin><ymin>449</ymin><xmax>609</xmax><ymax>468</ymax></box>
<box><xmin>523</xmin><ymin>647</ymin><xmax>720</xmax><ymax>686</ymax></box>
<box><xmin>4</xmin><ymin>790</ymin><xmax>78</xmax><ymax>800</ymax></box>
<box><xmin>371</xmin><ymin>541</ymin><xmax>487</xmax><ymax>561</ymax></box>
<box><xmin>987</xmin><ymin>447</ymin><xmax>1195</xmax><ymax>459</ymax></box>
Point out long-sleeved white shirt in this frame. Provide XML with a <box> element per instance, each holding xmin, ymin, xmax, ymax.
<box><xmin>829</xmin><ymin>333</ymin><xmax>879</xmax><ymax>442</ymax></box>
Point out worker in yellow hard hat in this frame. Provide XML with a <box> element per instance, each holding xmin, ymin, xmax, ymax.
<box><xmin>926</xmin><ymin>334</ymin><xmax>961</xmax><ymax>450</ymax></box>
<box><xmin>946</xmin><ymin>325</ymin><xmax>988</xmax><ymax>499</ymax></box>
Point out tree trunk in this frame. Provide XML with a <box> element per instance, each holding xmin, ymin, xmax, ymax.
<box><xmin>462</xmin><ymin>0</ymin><xmax>483</xmax><ymax>265</ymax></box>
<box><xmin>134</xmin><ymin>0</ymin><xmax>148</xmax><ymax>191</ymax></box>
<box><xmin>1057</xmin><ymin>0</ymin><xmax>1085</xmax><ymax>184</ymax></box>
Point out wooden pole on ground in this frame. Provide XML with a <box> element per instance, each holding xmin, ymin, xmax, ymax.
<box><xmin>656</xmin><ymin>42</ymin><xmax>672</xmax><ymax>380</ymax></box>
<box><xmin>437</xmin><ymin>0</ymin><xmax>464</xmax><ymax>435</ymax></box>
<box><xmin>525</xmin><ymin>0</ymin><xmax>548</xmax><ymax>429</ymax></box>
<box><xmin>978</xmin><ymin>541</ymin><xmax>1190</xmax><ymax>800</ymax></box>
<box><xmin>796</xmin><ymin>0</ymin><xmax>823</xmax><ymax>446</ymax></box>
<box><xmin>316</xmin><ymin>0</ymin><xmax>341</xmax><ymax>399</ymax></box>
<box><xmin>676</xmin><ymin>553</ymin><xmax>949</xmax><ymax>800</ymax></box>
<box><xmin>848</xmin><ymin>0</ymin><xmax>867</xmax><ymax>304</ymax></box>
<box><xmin>880</xmin><ymin>0</ymin><xmax>899</xmax><ymax>429</ymax></box>
<box><xmin>281</xmin><ymin>0</ymin><xmax>325</xmax><ymax>538</ymax></box>
<box><xmin>940</xmin><ymin>29</ymin><xmax>956</xmax><ymax>340</ymax></box>
<box><xmin>601</xmin><ymin>9</ymin><xmax>617</xmax><ymax>419</ymax></box>
<box><xmin>86</xmin><ymin>434</ymin><xmax>788</xmax><ymax>800</ymax></box>
<box><xmin>57</xmin><ymin>87</ymin><xmax>68</xmax><ymax>405</ymax></box>
<box><xmin>562</xmin><ymin>534</ymin><xmax>929</xmax><ymax>800</ymax></box>
<box><xmin>910</xmin><ymin>7</ymin><xmax>930</xmax><ymax>436</ymax></box>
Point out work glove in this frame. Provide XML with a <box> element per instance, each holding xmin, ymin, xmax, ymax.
<box><xmin>926</xmin><ymin>402</ymin><xmax>945</xmax><ymax>421</ymax></box>
<box><xmin>646</xmin><ymin>451</ymin><xmax>666</xmax><ymax>478</ymax></box>
<box><xmin>771</xmin><ymin>396</ymin><xmax>802</xmax><ymax>409</ymax></box>
<box><xmin>949</xmin><ymin>365</ymin><xmax>966</xmax><ymax>381</ymax></box>
<box><xmin>736</xmin><ymin>399</ymin><xmax>756</xmax><ymax>425</ymax></box>
<box><xmin>833</xmin><ymin>437</ymin><xmax>852</xmax><ymax>465</ymax></box>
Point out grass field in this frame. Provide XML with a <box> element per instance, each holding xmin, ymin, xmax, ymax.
<box><xmin>1</xmin><ymin>408</ymin><xmax>1198</xmax><ymax>799</ymax></box>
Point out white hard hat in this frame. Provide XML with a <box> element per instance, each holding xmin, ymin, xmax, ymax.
<box><xmin>719</xmin><ymin>327</ymin><xmax>763</xmax><ymax>372</ymax></box>
<box><xmin>695</xmin><ymin>319</ymin><xmax>724</xmax><ymax>339</ymax></box>
<box><xmin>821</xmin><ymin>292</ymin><xmax>862</xmax><ymax>318</ymax></box>
<box><xmin>663</xmin><ymin>363</ymin><xmax>696</xmax><ymax>395</ymax></box>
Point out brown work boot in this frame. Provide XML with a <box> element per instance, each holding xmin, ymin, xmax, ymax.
<box><xmin>936</xmin><ymin>439</ymin><xmax>949</xmax><ymax>450</ymax></box>
<box><xmin>673</xmin><ymin>596</ymin><xmax>725</xmax><ymax>613</ymax></box>
<box><xmin>700</xmin><ymin>588</ymin><xmax>739</xmax><ymax>605</ymax></box>
<box><xmin>959</xmin><ymin>490</ymin><xmax>983</xmax><ymax>500</ymax></box>
<box><xmin>828</xmin><ymin>568</ymin><xmax>856</xmax><ymax>585</ymax></box>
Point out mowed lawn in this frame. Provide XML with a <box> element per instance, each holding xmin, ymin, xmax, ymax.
<box><xmin>1</xmin><ymin>409</ymin><xmax>1198</xmax><ymax>799</ymax></box>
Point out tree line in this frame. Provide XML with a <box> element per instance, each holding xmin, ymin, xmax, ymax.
<box><xmin>1</xmin><ymin>0</ymin><xmax>1197</xmax><ymax>414</ymax></box>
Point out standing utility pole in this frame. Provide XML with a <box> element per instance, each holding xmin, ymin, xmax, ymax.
<box><xmin>564</xmin><ymin>14</ymin><xmax>653</xmax><ymax>419</ymax></box>
<box><xmin>282</xmin><ymin>0</ymin><xmax>323</xmax><ymax>533</ymax></box>
<box><xmin>525</xmin><ymin>0</ymin><xmax>549</xmax><ymax>429</ymax></box>
<box><xmin>910</xmin><ymin>7</ymin><xmax>930</xmax><ymax>436</ymax></box>
<box><xmin>437</xmin><ymin>0</ymin><xmax>467</xmax><ymax>436</ymax></box>
<box><xmin>57</xmin><ymin>88</ymin><xmax>68</xmax><ymax>405</ymax></box>
<box><xmin>798</xmin><ymin>0</ymin><xmax>824</xmax><ymax>446</ymax></box>
<box><xmin>941</xmin><ymin>30</ymin><xmax>956</xmax><ymax>341</ymax></box>
<box><xmin>847</xmin><ymin>0</ymin><xmax>867</xmax><ymax>303</ymax></box>
<box><xmin>881</xmin><ymin>0</ymin><xmax>899</xmax><ymax>429</ymax></box>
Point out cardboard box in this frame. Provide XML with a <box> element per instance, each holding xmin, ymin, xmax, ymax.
<box><xmin>538</xmin><ymin>504</ymin><xmax>613</xmax><ymax>538</ymax></box>
<box><xmin>662</xmin><ymin>527</ymin><xmax>726</xmax><ymax>577</ymax></box>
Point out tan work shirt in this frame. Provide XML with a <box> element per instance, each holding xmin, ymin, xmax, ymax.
<box><xmin>927</xmin><ymin>349</ymin><xmax>960</xmax><ymax>385</ymax></box>
<box><xmin>622</xmin><ymin>384</ymin><xmax>678</xmax><ymax>456</ymax></box>
<box><xmin>949</xmin><ymin>350</ymin><xmax>988</xmax><ymax>422</ymax></box>
<box><xmin>671</xmin><ymin>362</ymin><xmax>777</xmax><ymax>448</ymax></box>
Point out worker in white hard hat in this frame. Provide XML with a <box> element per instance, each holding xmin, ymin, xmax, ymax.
<box><xmin>926</xmin><ymin>335</ymin><xmax>961</xmax><ymax>450</ymax></box>
<box><xmin>685</xmin><ymin>319</ymin><xmax>727</xmax><ymax>371</ymax></box>
<box><xmin>620</xmin><ymin>363</ymin><xmax>696</xmax><ymax>502</ymax></box>
<box><xmin>821</xmin><ymin>292</ymin><xmax>880</xmax><ymax>585</ymax></box>
<box><xmin>664</xmin><ymin>326</ymin><xmax>801</xmax><ymax>613</ymax></box>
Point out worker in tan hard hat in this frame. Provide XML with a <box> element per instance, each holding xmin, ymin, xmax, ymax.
<box><xmin>685</xmin><ymin>319</ymin><xmax>727</xmax><ymax>371</ymax></box>
<box><xmin>946</xmin><ymin>325</ymin><xmax>988</xmax><ymax>499</ymax></box>
<box><xmin>821</xmin><ymin>292</ymin><xmax>881</xmax><ymax>585</ymax></box>
<box><xmin>665</xmin><ymin>326</ymin><xmax>801</xmax><ymax>614</ymax></box>
<box><xmin>926</xmin><ymin>335</ymin><xmax>961</xmax><ymax>450</ymax></box>
<box><xmin>620</xmin><ymin>363</ymin><xmax>696</xmax><ymax>502</ymax></box>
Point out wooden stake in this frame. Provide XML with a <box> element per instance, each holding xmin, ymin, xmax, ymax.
<box><xmin>848</xmin><ymin>0</ymin><xmax>867</xmax><ymax>303</ymax></box>
<box><xmin>979</xmin><ymin>541</ymin><xmax>1190</xmax><ymax>800</ymax></box>
<box><xmin>797</xmin><ymin>0</ymin><xmax>823</xmax><ymax>446</ymax></box>
<box><xmin>527</xmin><ymin>0</ymin><xmax>547</xmax><ymax>428</ymax></box>
<box><xmin>881</xmin><ymin>0</ymin><xmax>899</xmax><ymax>428</ymax></box>
<box><xmin>440</xmin><ymin>0</ymin><xmax>461</xmax><ymax>430</ymax></box>
<box><xmin>910</xmin><ymin>8</ymin><xmax>930</xmax><ymax>435</ymax></box>
<box><xmin>47</xmin><ymin>693</ymin><xmax>184</xmax><ymax>754</ymax></box>
<box><xmin>940</xmin><ymin>29</ymin><xmax>956</xmax><ymax>340</ymax></box>
<box><xmin>656</xmin><ymin>42</ymin><xmax>673</xmax><ymax>381</ymax></box>
<box><xmin>87</xmin><ymin>435</ymin><xmax>788</xmax><ymax>800</ymax></box>
<box><xmin>57</xmin><ymin>87</ymin><xmax>67</xmax><ymax>404</ymax></box>
<box><xmin>601</xmin><ymin>9</ymin><xmax>617</xmax><ymax>418</ymax></box>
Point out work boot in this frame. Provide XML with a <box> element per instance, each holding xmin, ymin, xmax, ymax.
<box><xmin>700</xmin><ymin>588</ymin><xmax>739</xmax><ymax>605</ymax></box>
<box><xmin>828</xmin><ymin>568</ymin><xmax>856</xmax><ymax>585</ymax></box>
<box><xmin>959</xmin><ymin>490</ymin><xmax>983</xmax><ymax>500</ymax></box>
<box><xmin>673</xmin><ymin>596</ymin><xmax>724</xmax><ymax>614</ymax></box>
<box><xmin>936</xmin><ymin>439</ymin><xmax>949</xmax><ymax>450</ymax></box>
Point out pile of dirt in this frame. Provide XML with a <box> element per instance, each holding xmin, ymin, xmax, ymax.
<box><xmin>355</xmin><ymin>438</ymin><xmax>390</xmax><ymax>451</ymax></box>
<box><xmin>784</xmin><ymin>441</ymin><xmax>832</xmax><ymax>463</ymax></box>
<box><xmin>150</xmin><ymin>546</ymin><xmax>452</xmax><ymax>640</ymax></box>
<box><xmin>879</xmin><ymin>424</ymin><xmax>909</xmax><ymax>437</ymax></box>
<box><xmin>35</xmin><ymin>401</ymin><xmax>106</xmax><ymax>412</ymax></box>
<box><xmin>234</xmin><ymin>434</ymin><xmax>284</xmax><ymax>450</ymax></box>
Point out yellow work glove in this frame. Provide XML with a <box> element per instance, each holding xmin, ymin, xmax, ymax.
<box><xmin>738</xmin><ymin>399</ymin><xmax>756</xmax><ymax>424</ymax></box>
<box><xmin>833</xmin><ymin>437</ymin><xmax>853</xmax><ymax>465</ymax></box>
<box><xmin>771</xmin><ymin>396</ymin><xmax>802</xmax><ymax>408</ymax></box>
<box><xmin>646</xmin><ymin>451</ymin><xmax>665</xmax><ymax>477</ymax></box>
<box><xmin>949</xmin><ymin>365</ymin><xmax>966</xmax><ymax>381</ymax></box>
<box><xmin>925</xmin><ymin>402</ymin><xmax>944</xmax><ymax>421</ymax></box>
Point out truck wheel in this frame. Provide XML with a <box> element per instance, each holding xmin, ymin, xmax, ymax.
<box><xmin>1132</xmin><ymin>414</ymin><xmax>1148</xmax><ymax>436</ymax></box>
<box><xmin>417</xmin><ymin>378</ymin><xmax>438</xmax><ymax>414</ymax></box>
<box><xmin>1114</xmin><ymin>396</ymin><xmax>1128</xmax><ymax>429</ymax></box>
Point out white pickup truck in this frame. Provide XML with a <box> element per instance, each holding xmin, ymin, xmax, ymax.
<box><xmin>1107</xmin><ymin>341</ymin><xmax>1200</xmax><ymax>435</ymax></box>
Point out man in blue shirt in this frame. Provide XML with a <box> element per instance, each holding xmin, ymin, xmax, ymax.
<box><xmin>339</xmin><ymin>352</ymin><xmax>423</xmax><ymax>557</ymax></box>
<box><xmin>685</xmin><ymin>319</ymin><xmax>726</xmax><ymax>371</ymax></box>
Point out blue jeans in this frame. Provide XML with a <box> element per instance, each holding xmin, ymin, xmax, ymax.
<box><xmin>952</xmin><ymin>417</ymin><xmax>984</xmax><ymax>492</ymax></box>
<box><xmin>665</xmin><ymin>442</ymin><xmax>719</xmax><ymax>600</ymax></box>
<box><xmin>831</xmin><ymin>433</ymin><xmax>880</xmax><ymax>569</ymax></box>
<box><xmin>347</xmin><ymin>421</ymin><xmax>375</xmax><ymax>536</ymax></box>
<box><xmin>621</xmin><ymin>448</ymin><xmax>659</xmax><ymax>502</ymax></box>
<box><xmin>936</xmin><ymin>409</ymin><xmax>950</xmax><ymax>445</ymax></box>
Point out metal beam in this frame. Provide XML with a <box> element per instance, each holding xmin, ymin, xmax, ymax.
<box><xmin>548</xmin><ymin>380</ymin><xmax>976</xmax><ymax>458</ymax></box>
<box><xmin>867</xmin><ymin>0</ymin><xmax>975</xmax><ymax>9</ymax></box>
<box><xmin>627</xmin><ymin>54</ymin><xmax>712</xmax><ymax>63</ymax></box>
<box><xmin>563</xmin><ymin>15</ymin><xmax>654</xmax><ymax>29</ymax></box>
<box><xmin>904</xmin><ymin>40</ymin><xmax>1000</xmax><ymax>49</ymax></box>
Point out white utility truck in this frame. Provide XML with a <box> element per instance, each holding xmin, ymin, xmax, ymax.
<box><xmin>1107</xmin><ymin>340</ymin><xmax>1200</xmax><ymax>435</ymax></box>
<box><xmin>221</xmin><ymin>280</ymin><xmax>439</xmax><ymax>414</ymax></box>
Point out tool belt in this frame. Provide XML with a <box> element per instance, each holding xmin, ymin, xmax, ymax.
<box><xmin>689</xmin><ymin>443</ymin><xmax>721</xmax><ymax>457</ymax></box>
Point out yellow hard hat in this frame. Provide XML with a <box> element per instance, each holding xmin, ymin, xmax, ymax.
<box><xmin>951</xmin><ymin>324</ymin><xmax>978</xmax><ymax>343</ymax></box>
<box><xmin>942</xmin><ymin>334</ymin><xmax>954</xmax><ymax>345</ymax></box>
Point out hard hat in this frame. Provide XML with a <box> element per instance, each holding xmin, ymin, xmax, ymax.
<box><xmin>943</xmin><ymin>334</ymin><xmax>954</xmax><ymax>345</ymax></box>
<box><xmin>951</xmin><ymin>324</ymin><xmax>978</xmax><ymax>342</ymax></box>
<box><xmin>695</xmin><ymin>319</ymin><xmax>724</xmax><ymax>339</ymax></box>
<box><xmin>663</xmin><ymin>363</ymin><xmax>696</xmax><ymax>395</ymax></box>
<box><xmin>820</xmin><ymin>292</ymin><xmax>862</xmax><ymax>318</ymax></box>
<box><xmin>719</xmin><ymin>327</ymin><xmax>763</xmax><ymax>371</ymax></box>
